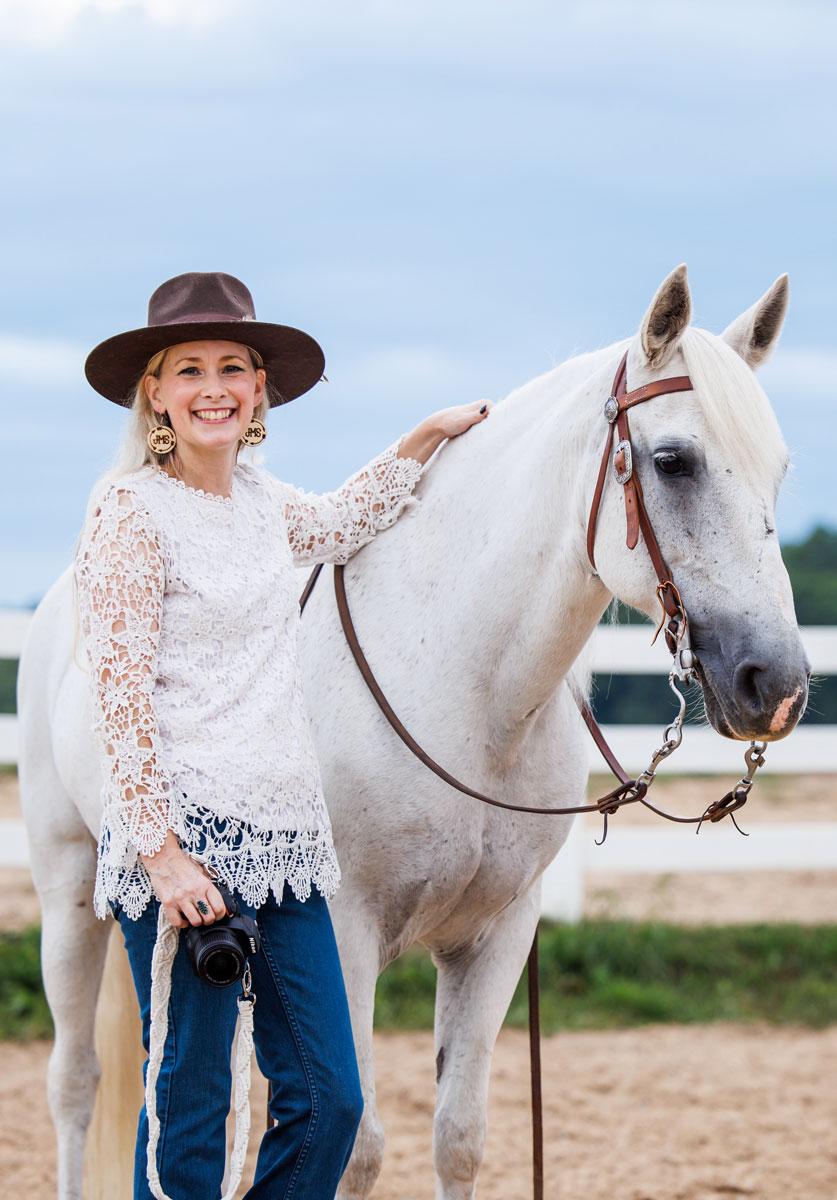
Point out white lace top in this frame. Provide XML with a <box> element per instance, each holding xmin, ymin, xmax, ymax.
<box><xmin>75</xmin><ymin>443</ymin><xmax>423</xmax><ymax>920</ymax></box>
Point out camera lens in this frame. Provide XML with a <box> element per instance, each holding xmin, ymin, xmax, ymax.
<box><xmin>203</xmin><ymin>949</ymin><xmax>241</xmax><ymax>986</ymax></box>
<box><xmin>193</xmin><ymin>929</ymin><xmax>245</xmax><ymax>987</ymax></box>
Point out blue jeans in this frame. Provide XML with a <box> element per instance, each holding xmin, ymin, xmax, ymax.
<box><xmin>116</xmin><ymin>884</ymin><xmax>363</xmax><ymax>1199</ymax></box>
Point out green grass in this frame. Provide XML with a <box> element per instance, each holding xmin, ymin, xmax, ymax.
<box><xmin>4</xmin><ymin>921</ymin><xmax>837</xmax><ymax>1040</ymax></box>
<box><xmin>375</xmin><ymin>921</ymin><xmax>837</xmax><ymax>1033</ymax></box>
<box><xmin>0</xmin><ymin>927</ymin><xmax>53</xmax><ymax>1039</ymax></box>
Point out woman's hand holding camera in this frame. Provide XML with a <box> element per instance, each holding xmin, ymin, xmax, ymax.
<box><xmin>140</xmin><ymin>831</ymin><xmax>227</xmax><ymax>929</ymax></box>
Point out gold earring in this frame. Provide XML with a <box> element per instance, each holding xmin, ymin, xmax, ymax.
<box><xmin>147</xmin><ymin>422</ymin><xmax>177</xmax><ymax>455</ymax></box>
<box><xmin>240</xmin><ymin>417</ymin><xmax>267</xmax><ymax>447</ymax></box>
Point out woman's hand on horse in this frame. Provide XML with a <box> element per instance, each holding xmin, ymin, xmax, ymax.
<box><xmin>140</xmin><ymin>831</ymin><xmax>228</xmax><ymax>928</ymax></box>
<box><xmin>398</xmin><ymin>401</ymin><xmax>494</xmax><ymax>465</ymax></box>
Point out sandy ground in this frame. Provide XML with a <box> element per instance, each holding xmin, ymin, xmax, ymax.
<box><xmin>3</xmin><ymin>1026</ymin><xmax>837</xmax><ymax>1198</ymax></box>
<box><xmin>3</xmin><ymin>771</ymin><xmax>836</xmax><ymax>1197</ymax></box>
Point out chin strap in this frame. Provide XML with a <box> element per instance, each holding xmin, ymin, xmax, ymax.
<box><xmin>145</xmin><ymin>904</ymin><xmax>256</xmax><ymax>1200</ymax></box>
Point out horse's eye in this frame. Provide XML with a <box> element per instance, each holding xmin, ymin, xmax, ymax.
<box><xmin>655</xmin><ymin>452</ymin><xmax>686</xmax><ymax>476</ymax></box>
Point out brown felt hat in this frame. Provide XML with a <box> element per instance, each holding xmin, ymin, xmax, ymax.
<box><xmin>85</xmin><ymin>271</ymin><xmax>325</xmax><ymax>406</ymax></box>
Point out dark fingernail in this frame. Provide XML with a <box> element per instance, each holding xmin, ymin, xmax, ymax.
<box><xmin>480</xmin><ymin>405</ymin><xmax>487</xmax><ymax>414</ymax></box>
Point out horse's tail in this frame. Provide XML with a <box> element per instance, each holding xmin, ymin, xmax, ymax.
<box><xmin>83</xmin><ymin>923</ymin><xmax>145</xmax><ymax>1199</ymax></box>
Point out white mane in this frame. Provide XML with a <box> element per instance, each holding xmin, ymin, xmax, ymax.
<box><xmin>679</xmin><ymin>326</ymin><xmax>788</xmax><ymax>490</ymax></box>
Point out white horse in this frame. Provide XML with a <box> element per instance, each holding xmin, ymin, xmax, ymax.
<box><xmin>18</xmin><ymin>266</ymin><xmax>809</xmax><ymax>1200</ymax></box>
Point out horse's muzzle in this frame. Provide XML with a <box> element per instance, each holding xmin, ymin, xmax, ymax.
<box><xmin>694</xmin><ymin>636</ymin><xmax>811</xmax><ymax>742</ymax></box>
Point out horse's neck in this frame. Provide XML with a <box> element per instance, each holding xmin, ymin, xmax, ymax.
<box><xmin>398</xmin><ymin>344</ymin><xmax>619</xmax><ymax>761</ymax></box>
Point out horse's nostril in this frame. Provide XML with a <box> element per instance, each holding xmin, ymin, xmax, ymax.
<box><xmin>732</xmin><ymin>661</ymin><xmax>766</xmax><ymax>716</ymax></box>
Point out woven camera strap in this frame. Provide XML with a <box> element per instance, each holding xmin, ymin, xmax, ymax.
<box><xmin>145</xmin><ymin>904</ymin><xmax>256</xmax><ymax>1200</ymax></box>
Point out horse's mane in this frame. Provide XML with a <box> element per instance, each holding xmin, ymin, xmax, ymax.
<box><xmin>679</xmin><ymin>327</ymin><xmax>788</xmax><ymax>490</ymax></box>
<box><xmin>505</xmin><ymin>329</ymin><xmax>787</xmax><ymax>495</ymax></box>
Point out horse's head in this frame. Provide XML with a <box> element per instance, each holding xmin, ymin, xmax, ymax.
<box><xmin>590</xmin><ymin>265</ymin><xmax>810</xmax><ymax>742</ymax></box>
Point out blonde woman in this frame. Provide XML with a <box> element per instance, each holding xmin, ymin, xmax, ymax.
<box><xmin>75</xmin><ymin>271</ymin><xmax>489</xmax><ymax>1199</ymax></box>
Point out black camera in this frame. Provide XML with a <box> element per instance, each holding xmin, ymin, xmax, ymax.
<box><xmin>183</xmin><ymin>883</ymin><xmax>261</xmax><ymax>987</ymax></box>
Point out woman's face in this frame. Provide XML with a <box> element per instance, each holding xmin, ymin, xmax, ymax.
<box><xmin>145</xmin><ymin>340</ymin><xmax>266</xmax><ymax>460</ymax></box>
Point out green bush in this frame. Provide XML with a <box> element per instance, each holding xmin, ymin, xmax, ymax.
<box><xmin>782</xmin><ymin>527</ymin><xmax>837</xmax><ymax>625</ymax></box>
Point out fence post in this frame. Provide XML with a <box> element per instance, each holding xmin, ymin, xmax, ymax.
<box><xmin>539</xmin><ymin>817</ymin><xmax>585</xmax><ymax>922</ymax></box>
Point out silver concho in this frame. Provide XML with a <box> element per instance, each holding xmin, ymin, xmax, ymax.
<box><xmin>603</xmin><ymin>396</ymin><xmax>619</xmax><ymax>424</ymax></box>
<box><xmin>612</xmin><ymin>439</ymin><xmax>633</xmax><ymax>484</ymax></box>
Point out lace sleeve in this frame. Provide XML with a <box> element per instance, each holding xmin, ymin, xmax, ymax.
<box><xmin>75</xmin><ymin>486</ymin><xmax>174</xmax><ymax>862</ymax></box>
<box><xmin>284</xmin><ymin>440</ymin><xmax>423</xmax><ymax>565</ymax></box>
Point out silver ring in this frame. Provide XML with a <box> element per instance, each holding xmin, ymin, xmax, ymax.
<box><xmin>196</xmin><ymin>899</ymin><xmax>209</xmax><ymax>916</ymax></box>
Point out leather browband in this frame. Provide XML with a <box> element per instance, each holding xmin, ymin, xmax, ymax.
<box><xmin>586</xmin><ymin>351</ymin><xmax>693</xmax><ymax>576</ymax></box>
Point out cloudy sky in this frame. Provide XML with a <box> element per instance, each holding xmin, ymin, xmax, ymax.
<box><xmin>1</xmin><ymin>0</ymin><xmax>834</xmax><ymax>606</ymax></box>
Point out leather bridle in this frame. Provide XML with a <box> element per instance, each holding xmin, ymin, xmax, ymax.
<box><xmin>587</xmin><ymin>349</ymin><xmax>696</xmax><ymax>666</ymax></box>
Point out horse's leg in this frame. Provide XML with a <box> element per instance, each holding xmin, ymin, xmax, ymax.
<box><xmin>332</xmin><ymin>892</ymin><xmax>387</xmax><ymax>1200</ymax></box>
<box><xmin>25</xmin><ymin>786</ymin><xmax>109</xmax><ymax>1200</ymax></box>
<box><xmin>431</xmin><ymin>886</ymin><xmax>542</xmax><ymax>1200</ymax></box>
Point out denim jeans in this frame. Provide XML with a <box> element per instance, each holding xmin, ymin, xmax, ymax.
<box><xmin>116</xmin><ymin>882</ymin><xmax>363</xmax><ymax>1199</ymax></box>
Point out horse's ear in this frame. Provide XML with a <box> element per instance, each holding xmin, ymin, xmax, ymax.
<box><xmin>638</xmin><ymin>264</ymin><xmax>692</xmax><ymax>368</ymax></box>
<box><xmin>721</xmin><ymin>275</ymin><xmax>789</xmax><ymax>369</ymax></box>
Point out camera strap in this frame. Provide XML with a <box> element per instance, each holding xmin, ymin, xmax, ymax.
<box><xmin>145</xmin><ymin>905</ymin><xmax>257</xmax><ymax>1200</ymax></box>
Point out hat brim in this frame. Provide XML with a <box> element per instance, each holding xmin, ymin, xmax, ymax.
<box><xmin>84</xmin><ymin>320</ymin><xmax>325</xmax><ymax>407</ymax></box>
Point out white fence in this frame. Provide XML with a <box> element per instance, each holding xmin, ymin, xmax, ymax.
<box><xmin>2</xmin><ymin>613</ymin><xmax>835</xmax><ymax>919</ymax></box>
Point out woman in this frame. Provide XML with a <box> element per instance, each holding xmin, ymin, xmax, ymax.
<box><xmin>75</xmin><ymin>271</ymin><xmax>490</xmax><ymax>1199</ymax></box>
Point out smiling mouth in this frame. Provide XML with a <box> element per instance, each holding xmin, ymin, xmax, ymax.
<box><xmin>193</xmin><ymin>408</ymin><xmax>236</xmax><ymax>422</ymax></box>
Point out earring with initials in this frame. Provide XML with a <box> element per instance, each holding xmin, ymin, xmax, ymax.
<box><xmin>240</xmin><ymin>417</ymin><xmax>267</xmax><ymax>447</ymax></box>
<box><xmin>147</xmin><ymin>418</ymin><xmax>177</xmax><ymax>455</ymax></box>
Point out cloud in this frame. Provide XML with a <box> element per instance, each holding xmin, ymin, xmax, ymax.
<box><xmin>2</xmin><ymin>0</ymin><xmax>835</xmax><ymax>74</ymax></box>
<box><xmin>759</xmin><ymin>347</ymin><xmax>837</xmax><ymax>402</ymax></box>
<box><xmin>332</xmin><ymin>345</ymin><xmax>487</xmax><ymax>408</ymax></box>
<box><xmin>0</xmin><ymin>333</ymin><xmax>87</xmax><ymax>385</ymax></box>
<box><xmin>0</xmin><ymin>0</ymin><xmax>235</xmax><ymax>41</ymax></box>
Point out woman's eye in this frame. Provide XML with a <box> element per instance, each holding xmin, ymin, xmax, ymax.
<box><xmin>655</xmin><ymin>452</ymin><xmax>687</xmax><ymax>476</ymax></box>
<box><xmin>178</xmin><ymin>366</ymin><xmax>200</xmax><ymax>375</ymax></box>
<box><xmin>222</xmin><ymin>364</ymin><xmax>244</xmax><ymax>373</ymax></box>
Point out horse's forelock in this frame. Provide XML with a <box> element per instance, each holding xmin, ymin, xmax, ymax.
<box><xmin>678</xmin><ymin>326</ymin><xmax>788</xmax><ymax>492</ymax></box>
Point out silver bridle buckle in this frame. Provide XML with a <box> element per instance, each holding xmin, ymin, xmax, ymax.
<box><xmin>612</xmin><ymin>439</ymin><xmax>633</xmax><ymax>484</ymax></box>
<box><xmin>604</xmin><ymin>396</ymin><xmax>619</xmax><ymax>424</ymax></box>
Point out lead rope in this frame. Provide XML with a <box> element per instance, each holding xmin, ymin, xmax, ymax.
<box><xmin>527</xmin><ymin>933</ymin><xmax>544</xmax><ymax>1200</ymax></box>
<box><xmin>145</xmin><ymin>905</ymin><xmax>256</xmax><ymax>1200</ymax></box>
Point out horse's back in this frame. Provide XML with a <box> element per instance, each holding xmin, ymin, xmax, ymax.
<box><xmin>18</xmin><ymin>564</ymin><xmax>100</xmax><ymax>842</ymax></box>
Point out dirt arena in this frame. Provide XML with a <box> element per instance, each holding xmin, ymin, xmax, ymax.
<box><xmin>3</xmin><ymin>771</ymin><xmax>836</xmax><ymax>1198</ymax></box>
<box><xmin>4</xmin><ymin>1024</ymin><xmax>837</xmax><ymax>1199</ymax></box>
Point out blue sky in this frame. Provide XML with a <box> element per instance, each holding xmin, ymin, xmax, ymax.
<box><xmin>1</xmin><ymin>0</ymin><xmax>835</xmax><ymax>606</ymax></box>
